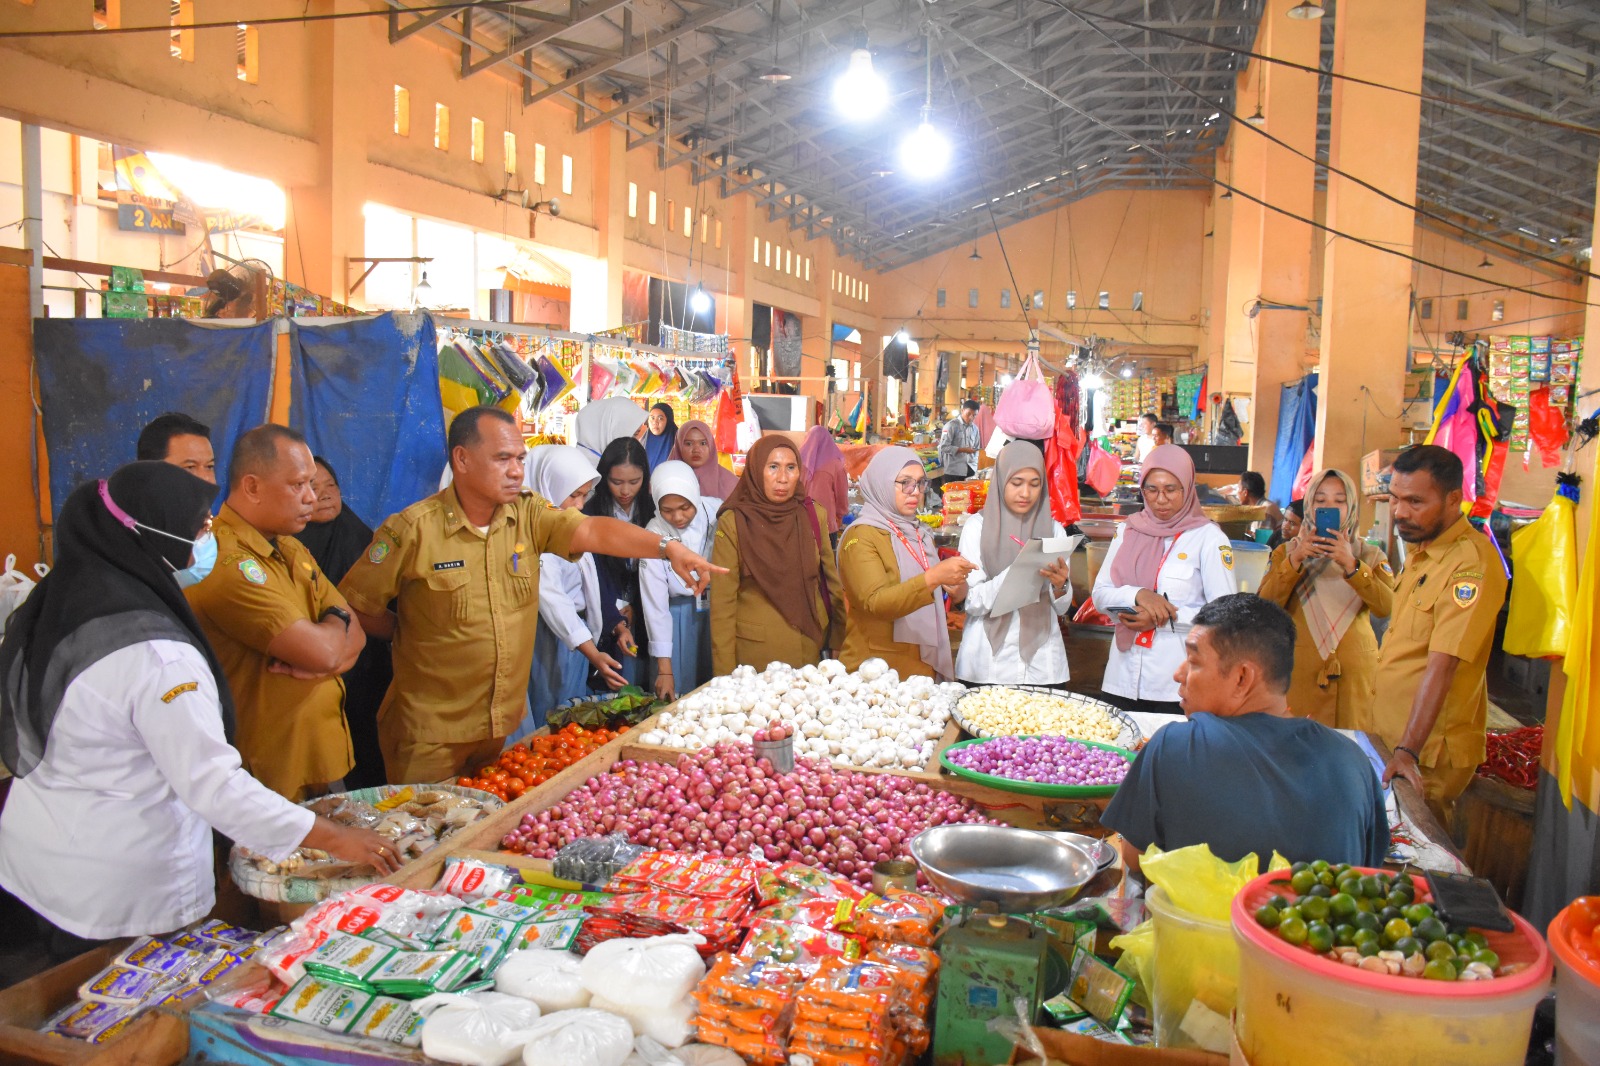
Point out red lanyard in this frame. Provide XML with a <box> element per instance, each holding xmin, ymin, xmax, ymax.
<box><xmin>890</xmin><ymin>523</ymin><xmax>932</xmax><ymax>572</ymax></box>
<box><xmin>1133</xmin><ymin>535</ymin><xmax>1180</xmax><ymax>649</ymax></box>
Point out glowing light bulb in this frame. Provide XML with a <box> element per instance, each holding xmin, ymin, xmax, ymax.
<box><xmin>689</xmin><ymin>286</ymin><xmax>712</xmax><ymax>314</ymax></box>
<box><xmin>833</xmin><ymin>48</ymin><xmax>887</xmax><ymax>121</ymax></box>
<box><xmin>898</xmin><ymin>115</ymin><xmax>951</xmax><ymax>180</ymax></box>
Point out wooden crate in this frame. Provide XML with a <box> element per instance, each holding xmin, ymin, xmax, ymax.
<box><xmin>0</xmin><ymin>942</ymin><xmax>190</xmax><ymax>1066</ymax></box>
<box><xmin>1454</xmin><ymin>774</ymin><xmax>1534</xmax><ymax>910</ymax></box>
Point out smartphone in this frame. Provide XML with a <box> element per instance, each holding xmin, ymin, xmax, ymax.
<box><xmin>1314</xmin><ymin>507</ymin><xmax>1340</xmax><ymax>539</ymax></box>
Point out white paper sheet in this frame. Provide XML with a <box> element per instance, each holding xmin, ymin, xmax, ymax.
<box><xmin>988</xmin><ymin>534</ymin><xmax>1082</xmax><ymax>616</ymax></box>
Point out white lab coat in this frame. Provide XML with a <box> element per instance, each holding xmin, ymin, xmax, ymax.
<box><xmin>954</xmin><ymin>513</ymin><xmax>1074</xmax><ymax>685</ymax></box>
<box><xmin>1092</xmin><ymin>522</ymin><xmax>1238</xmax><ymax>703</ymax></box>
<box><xmin>0</xmin><ymin>640</ymin><xmax>313</xmax><ymax>938</ymax></box>
<box><xmin>640</xmin><ymin>498</ymin><xmax>720</xmax><ymax>658</ymax></box>
<box><xmin>538</xmin><ymin>553</ymin><xmax>600</xmax><ymax>650</ymax></box>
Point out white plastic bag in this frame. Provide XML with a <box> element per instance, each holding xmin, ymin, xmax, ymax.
<box><xmin>0</xmin><ymin>554</ymin><xmax>45</xmax><ymax>635</ymax></box>
<box><xmin>623</xmin><ymin>1043</ymin><xmax>744</xmax><ymax>1066</ymax></box>
<box><xmin>495</xmin><ymin>949</ymin><xmax>591</xmax><ymax>1012</ymax></box>
<box><xmin>519</xmin><ymin>1008</ymin><xmax>634</xmax><ymax>1066</ymax></box>
<box><xmin>591</xmin><ymin>993</ymin><xmax>696</xmax><ymax>1049</ymax></box>
<box><xmin>580</xmin><ymin>934</ymin><xmax>705</xmax><ymax>1011</ymax></box>
<box><xmin>415</xmin><ymin>991</ymin><xmax>541</xmax><ymax>1066</ymax></box>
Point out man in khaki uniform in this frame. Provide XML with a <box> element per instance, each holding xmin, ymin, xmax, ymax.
<box><xmin>187</xmin><ymin>425</ymin><xmax>366</xmax><ymax>799</ymax></box>
<box><xmin>339</xmin><ymin>406</ymin><xmax>720</xmax><ymax>785</ymax></box>
<box><xmin>1364</xmin><ymin>445</ymin><xmax>1507</xmax><ymax>822</ymax></box>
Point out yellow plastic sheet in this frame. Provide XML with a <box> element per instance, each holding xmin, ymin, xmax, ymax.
<box><xmin>1504</xmin><ymin>493</ymin><xmax>1577</xmax><ymax>659</ymax></box>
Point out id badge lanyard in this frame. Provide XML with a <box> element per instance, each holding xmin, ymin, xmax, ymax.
<box><xmin>890</xmin><ymin>523</ymin><xmax>945</xmax><ymax>611</ymax></box>
<box><xmin>1133</xmin><ymin>536</ymin><xmax>1180</xmax><ymax>649</ymax></box>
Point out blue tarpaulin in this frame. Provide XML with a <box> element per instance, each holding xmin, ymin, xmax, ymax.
<box><xmin>1269</xmin><ymin>373</ymin><xmax>1318</xmax><ymax>506</ymax></box>
<box><xmin>289</xmin><ymin>313</ymin><xmax>446</xmax><ymax>525</ymax></box>
<box><xmin>33</xmin><ymin>318</ymin><xmax>276</xmax><ymax>518</ymax></box>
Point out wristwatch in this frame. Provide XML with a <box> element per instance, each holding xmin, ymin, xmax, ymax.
<box><xmin>657</xmin><ymin>536</ymin><xmax>673</xmax><ymax>560</ymax></box>
<box><xmin>320</xmin><ymin>605</ymin><xmax>352</xmax><ymax>630</ymax></box>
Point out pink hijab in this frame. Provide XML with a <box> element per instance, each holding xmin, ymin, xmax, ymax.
<box><xmin>849</xmin><ymin>446</ymin><xmax>953</xmax><ymax>680</ymax></box>
<box><xmin>799</xmin><ymin>425</ymin><xmax>844</xmax><ymax>476</ymax></box>
<box><xmin>1107</xmin><ymin>443</ymin><xmax>1212</xmax><ymax>652</ymax></box>
<box><xmin>671</xmin><ymin>419</ymin><xmax>738</xmax><ymax>499</ymax></box>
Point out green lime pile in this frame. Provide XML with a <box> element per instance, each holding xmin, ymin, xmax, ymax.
<box><xmin>1252</xmin><ymin>861</ymin><xmax>1500</xmax><ymax>982</ymax></box>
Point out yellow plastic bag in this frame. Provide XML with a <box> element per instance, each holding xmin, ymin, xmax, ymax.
<box><xmin>1107</xmin><ymin>922</ymin><xmax>1153</xmax><ymax>1010</ymax></box>
<box><xmin>1505</xmin><ymin>490</ymin><xmax>1577</xmax><ymax>658</ymax></box>
<box><xmin>1140</xmin><ymin>842</ymin><xmax>1289</xmax><ymax>921</ymax></box>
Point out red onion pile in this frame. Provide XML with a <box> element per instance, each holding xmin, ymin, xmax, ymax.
<box><xmin>501</xmin><ymin>742</ymin><xmax>995</xmax><ymax>886</ymax></box>
<box><xmin>947</xmin><ymin>735</ymin><xmax>1130</xmax><ymax>787</ymax></box>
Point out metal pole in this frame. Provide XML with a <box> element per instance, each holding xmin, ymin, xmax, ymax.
<box><xmin>22</xmin><ymin>124</ymin><xmax>44</xmax><ymax>318</ymax></box>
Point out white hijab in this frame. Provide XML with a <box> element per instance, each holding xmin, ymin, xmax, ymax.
<box><xmin>572</xmin><ymin>397</ymin><xmax>647</xmax><ymax>459</ymax></box>
<box><xmin>646</xmin><ymin>460</ymin><xmax>717</xmax><ymax>558</ymax></box>
<box><xmin>525</xmin><ymin>445</ymin><xmax>599</xmax><ymax>503</ymax></box>
<box><xmin>525</xmin><ymin>445</ymin><xmax>603</xmax><ymax>635</ymax></box>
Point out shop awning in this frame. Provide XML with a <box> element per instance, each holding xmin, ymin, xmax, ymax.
<box><xmin>502</xmin><ymin>248</ymin><xmax>572</xmax><ymax>302</ymax></box>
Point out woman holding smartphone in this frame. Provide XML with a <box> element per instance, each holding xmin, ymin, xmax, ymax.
<box><xmin>1257</xmin><ymin>468</ymin><xmax>1396</xmax><ymax>728</ymax></box>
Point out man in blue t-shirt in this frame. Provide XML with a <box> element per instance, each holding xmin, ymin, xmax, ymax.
<box><xmin>1103</xmin><ymin>594</ymin><xmax>1389</xmax><ymax>870</ymax></box>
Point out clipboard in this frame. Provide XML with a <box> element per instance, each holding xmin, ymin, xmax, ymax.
<box><xmin>989</xmin><ymin>534</ymin><xmax>1082</xmax><ymax>616</ymax></box>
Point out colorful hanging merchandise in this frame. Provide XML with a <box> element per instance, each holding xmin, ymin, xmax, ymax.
<box><xmin>1527</xmin><ymin>386</ymin><xmax>1570</xmax><ymax>469</ymax></box>
<box><xmin>1504</xmin><ymin>472</ymin><xmax>1579</xmax><ymax>660</ymax></box>
<box><xmin>536</xmin><ymin>354</ymin><xmax>575</xmax><ymax>411</ymax></box>
<box><xmin>1426</xmin><ymin>349</ymin><xmax>1517</xmax><ymax>517</ymax></box>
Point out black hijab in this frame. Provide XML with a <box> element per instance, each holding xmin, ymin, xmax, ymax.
<box><xmin>0</xmin><ymin>462</ymin><xmax>232</xmax><ymax>778</ymax></box>
<box><xmin>296</xmin><ymin>458</ymin><xmax>375</xmax><ymax>585</ymax></box>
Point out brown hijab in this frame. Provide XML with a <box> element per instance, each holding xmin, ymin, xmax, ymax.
<box><xmin>718</xmin><ymin>436</ymin><xmax>825</xmax><ymax>645</ymax></box>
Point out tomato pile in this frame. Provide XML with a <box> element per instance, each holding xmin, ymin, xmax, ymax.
<box><xmin>456</xmin><ymin>723</ymin><xmax>628</xmax><ymax>801</ymax></box>
<box><xmin>1563</xmin><ymin>896</ymin><xmax>1600</xmax><ymax>967</ymax></box>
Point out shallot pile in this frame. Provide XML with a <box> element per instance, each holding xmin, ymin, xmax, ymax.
<box><xmin>502</xmin><ymin>742</ymin><xmax>995</xmax><ymax>886</ymax></box>
<box><xmin>946</xmin><ymin>736</ymin><xmax>1131</xmax><ymax>787</ymax></box>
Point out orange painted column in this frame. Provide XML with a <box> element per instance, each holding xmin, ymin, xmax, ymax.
<box><xmin>1312</xmin><ymin>1</ymin><xmax>1426</xmax><ymax>482</ymax></box>
<box><xmin>1242</xmin><ymin>0</ymin><xmax>1321</xmax><ymax>486</ymax></box>
<box><xmin>1220</xmin><ymin>73</ymin><xmax>1265</xmax><ymax>419</ymax></box>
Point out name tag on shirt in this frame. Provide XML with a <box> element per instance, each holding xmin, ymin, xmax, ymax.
<box><xmin>432</xmin><ymin>560</ymin><xmax>465</xmax><ymax>571</ymax></box>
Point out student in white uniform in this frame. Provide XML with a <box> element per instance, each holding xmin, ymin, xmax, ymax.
<box><xmin>641</xmin><ymin>461</ymin><xmax>720</xmax><ymax>701</ymax></box>
<box><xmin>0</xmin><ymin>463</ymin><xmax>397</xmax><ymax>958</ymax></box>
<box><xmin>521</xmin><ymin>446</ymin><xmax>625</xmax><ymax>740</ymax></box>
<box><xmin>956</xmin><ymin>441</ymin><xmax>1074</xmax><ymax>685</ymax></box>
<box><xmin>1093</xmin><ymin>444</ymin><xmax>1237</xmax><ymax>714</ymax></box>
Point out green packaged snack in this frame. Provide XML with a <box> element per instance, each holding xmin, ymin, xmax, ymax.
<box><xmin>466</xmin><ymin>896</ymin><xmax>545</xmax><ymax>923</ymax></box>
<box><xmin>348</xmin><ymin>995</ymin><xmax>426</xmax><ymax>1046</ymax></box>
<box><xmin>510</xmin><ymin>909</ymin><xmax>584</xmax><ymax>952</ymax></box>
<box><xmin>358</xmin><ymin>929</ymin><xmax>419</xmax><ymax>951</ymax></box>
<box><xmin>1066</xmin><ymin>950</ymin><xmax>1135</xmax><ymax>1029</ymax></box>
<box><xmin>269</xmin><ymin>977</ymin><xmax>372</xmax><ymax>1033</ymax></box>
<box><xmin>1041</xmin><ymin>993</ymin><xmax>1089</xmax><ymax>1024</ymax></box>
<box><xmin>302</xmin><ymin>932</ymin><xmax>393</xmax><ymax>988</ymax></box>
<box><xmin>367</xmin><ymin>950</ymin><xmax>477</xmax><ymax>997</ymax></box>
<box><xmin>432</xmin><ymin>909</ymin><xmax>519</xmax><ymax>972</ymax></box>
<box><xmin>504</xmin><ymin>884</ymin><xmax>611</xmax><ymax>909</ymax></box>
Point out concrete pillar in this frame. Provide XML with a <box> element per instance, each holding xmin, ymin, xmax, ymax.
<box><xmin>582</xmin><ymin>124</ymin><xmax>626</xmax><ymax>331</ymax></box>
<box><xmin>1312</xmin><ymin>0</ymin><xmax>1426</xmax><ymax>480</ymax></box>
<box><xmin>1204</xmin><ymin>174</ymin><xmax>1232</xmax><ymax>440</ymax></box>
<box><xmin>1220</xmin><ymin>76</ymin><xmax>1265</xmax><ymax>411</ymax></box>
<box><xmin>286</xmin><ymin>3</ymin><xmax>370</xmax><ymax>305</ymax></box>
<box><xmin>1243</xmin><ymin>0</ymin><xmax>1321</xmax><ymax>483</ymax></box>
<box><xmin>22</xmin><ymin>123</ymin><xmax>43</xmax><ymax>318</ymax></box>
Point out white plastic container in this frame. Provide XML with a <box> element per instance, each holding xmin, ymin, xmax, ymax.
<box><xmin>1550</xmin><ymin>901</ymin><xmax>1600</xmax><ymax>1065</ymax></box>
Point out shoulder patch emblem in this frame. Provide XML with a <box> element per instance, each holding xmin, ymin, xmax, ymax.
<box><xmin>238</xmin><ymin>559</ymin><xmax>267</xmax><ymax>585</ymax></box>
<box><xmin>1177</xmin><ymin>553</ymin><xmax>1188</xmax><ymax>561</ymax></box>
<box><xmin>1379</xmin><ymin>559</ymin><xmax>1393</xmax><ymax>576</ymax></box>
<box><xmin>161</xmin><ymin>681</ymin><xmax>199</xmax><ymax>703</ymax></box>
<box><xmin>1219</xmin><ymin>544</ymin><xmax>1234</xmax><ymax>571</ymax></box>
<box><xmin>1452</xmin><ymin>580</ymin><xmax>1480</xmax><ymax>608</ymax></box>
<box><xmin>368</xmin><ymin>541</ymin><xmax>391</xmax><ymax>565</ymax></box>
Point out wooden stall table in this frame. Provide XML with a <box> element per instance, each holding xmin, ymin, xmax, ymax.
<box><xmin>0</xmin><ymin>943</ymin><xmax>190</xmax><ymax>1066</ymax></box>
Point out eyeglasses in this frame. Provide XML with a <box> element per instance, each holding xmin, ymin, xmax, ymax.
<box><xmin>894</xmin><ymin>478</ymin><xmax>929</xmax><ymax>495</ymax></box>
<box><xmin>1141</xmin><ymin>483</ymin><xmax>1185</xmax><ymax>500</ymax></box>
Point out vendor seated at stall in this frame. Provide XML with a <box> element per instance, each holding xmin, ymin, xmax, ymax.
<box><xmin>1102</xmin><ymin>594</ymin><xmax>1388</xmax><ymax>872</ymax></box>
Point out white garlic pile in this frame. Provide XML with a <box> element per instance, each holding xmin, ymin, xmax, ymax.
<box><xmin>635</xmin><ymin>659</ymin><xmax>963</xmax><ymax>772</ymax></box>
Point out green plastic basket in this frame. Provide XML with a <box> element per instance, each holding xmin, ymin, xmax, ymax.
<box><xmin>939</xmin><ymin>735</ymin><xmax>1137</xmax><ymax>798</ymax></box>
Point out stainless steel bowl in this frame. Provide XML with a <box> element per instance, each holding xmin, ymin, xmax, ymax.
<box><xmin>1032</xmin><ymin>831</ymin><xmax>1117</xmax><ymax>871</ymax></box>
<box><xmin>910</xmin><ymin>824</ymin><xmax>1096</xmax><ymax>912</ymax></box>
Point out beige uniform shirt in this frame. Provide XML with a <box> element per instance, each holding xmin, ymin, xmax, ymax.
<box><xmin>1362</xmin><ymin>515</ymin><xmax>1507</xmax><ymax>769</ymax></box>
<box><xmin>338</xmin><ymin>485</ymin><xmax>585</xmax><ymax>747</ymax></box>
<box><xmin>185</xmin><ymin>504</ymin><xmax>354</xmax><ymax>799</ymax></box>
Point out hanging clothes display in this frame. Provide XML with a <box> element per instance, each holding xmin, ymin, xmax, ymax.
<box><xmin>1268</xmin><ymin>374</ymin><xmax>1317</xmax><ymax>506</ymax></box>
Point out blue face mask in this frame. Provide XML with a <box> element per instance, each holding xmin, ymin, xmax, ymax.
<box><xmin>175</xmin><ymin>530</ymin><xmax>218</xmax><ymax>588</ymax></box>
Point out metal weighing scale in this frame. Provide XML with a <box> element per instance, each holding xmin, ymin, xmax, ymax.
<box><xmin>911</xmin><ymin>825</ymin><xmax>1104</xmax><ymax>1066</ymax></box>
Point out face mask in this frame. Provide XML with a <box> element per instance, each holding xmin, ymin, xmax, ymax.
<box><xmin>175</xmin><ymin>530</ymin><xmax>218</xmax><ymax>588</ymax></box>
<box><xmin>98</xmin><ymin>479</ymin><xmax>213</xmax><ymax>580</ymax></box>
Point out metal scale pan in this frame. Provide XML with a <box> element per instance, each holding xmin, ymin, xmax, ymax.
<box><xmin>910</xmin><ymin>824</ymin><xmax>1098</xmax><ymax>913</ymax></box>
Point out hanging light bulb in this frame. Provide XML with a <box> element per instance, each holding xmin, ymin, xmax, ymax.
<box><xmin>968</xmin><ymin>244</ymin><xmax>982</xmax><ymax>261</ymax></box>
<box><xmin>689</xmin><ymin>285</ymin><xmax>713</xmax><ymax>314</ymax></box>
<box><xmin>1119</xmin><ymin>364</ymin><xmax>1135</xmax><ymax>379</ymax></box>
<box><xmin>413</xmin><ymin>270</ymin><xmax>433</xmax><ymax>309</ymax></box>
<box><xmin>894</xmin><ymin>329</ymin><xmax>909</xmax><ymax>344</ymax></box>
<box><xmin>1080</xmin><ymin>372</ymin><xmax>1104</xmax><ymax>389</ymax></box>
<box><xmin>833</xmin><ymin>47</ymin><xmax>887</xmax><ymax>121</ymax></box>
<box><xmin>1285</xmin><ymin>1</ymin><xmax>1325</xmax><ymax>19</ymax></box>
<box><xmin>899</xmin><ymin>109</ymin><xmax>951</xmax><ymax>180</ymax></box>
<box><xmin>999</xmin><ymin>373</ymin><xmax>1014</xmax><ymax>387</ymax></box>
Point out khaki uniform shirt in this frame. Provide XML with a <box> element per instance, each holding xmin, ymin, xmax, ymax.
<box><xmin>185</xmin><ymin>504</ymin><xmax>354</xmax><ymax>799</ymax></box>
<box><xmin>1361</xmin><ymin>515</ymin><xmax>1507</xmax><ymax>769</ymax></box>
<box><xmin>837</xmin><ymin>524</ymin><xmax>941</xmax><ymax>679</ymax></box>
<box><xmin>708</xmin><ymin>504</ymin><xmax>845</xmax><ymax>676</ymax></box>
<box><xmin>338</xmin><ymin>485</ymin><xmax>585</xmax><ymax>747</ymax></box>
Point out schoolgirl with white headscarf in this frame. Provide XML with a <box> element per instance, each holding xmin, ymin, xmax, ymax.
<box><xmin>640</xmin><ymin>460</ymin><xmax>720</xmax><ymax>701</ymax></box>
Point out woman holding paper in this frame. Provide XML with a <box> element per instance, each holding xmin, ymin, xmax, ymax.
<box><xmin>838</xmin><ymin>447</ymin><xmax>974</xmax><ymax>679</ymax></box>
<box><xmin>1256</xmin><ymin>468</ymin><xmax>1394</xmax><ymax>728</ymax></box>
<box><xmin>955</xmin><ymin>442</ymin><xmax>1075</xmax><ymax>685</ymax></box>
<box><xmin>1092</xmin><ymin>444</ymin><xmax>1237</xmax><ymax>714</ymax></box>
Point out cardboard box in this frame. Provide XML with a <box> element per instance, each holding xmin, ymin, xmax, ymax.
<box><xmin>1360</xmin><ymin>448</ymin><xmax>1404</xmax><ymax>498</ymax></box>
<box><xmin>1009</xmin><ymin>1023</ymin><xmax>1228</xmax><ymax>1065</ymax></box>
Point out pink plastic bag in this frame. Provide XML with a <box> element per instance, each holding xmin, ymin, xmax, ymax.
<box><xmin>994</xmin><ymin>355</ymin><xmax>1056</xmax><ymax>439</ymax></box>
<box><xmin>1086</xmin><ymin>443</ymin><xmax>1121</xmax><ymax>496</ymax></box>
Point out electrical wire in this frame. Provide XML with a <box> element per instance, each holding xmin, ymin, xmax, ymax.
<box><xmin>941</xmin><ymin>25</ymin><xmax>1600</xmax><ymax>311</ymax></box>
<box><xmin>0</xmin><ymin>2</ymin><xmax>528</xmax><ymax>39</ymax></box>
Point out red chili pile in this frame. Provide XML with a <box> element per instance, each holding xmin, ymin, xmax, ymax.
<box><xmin>1476</xmin><ymin>726</ymin><xmax>1542</xmax><ymax>790</ymax></box>
<box><xmin>502</xmin><ymin>742</ymin><xmax>995</xmax><ymax>887</ymax></box>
